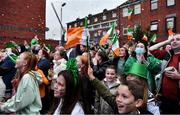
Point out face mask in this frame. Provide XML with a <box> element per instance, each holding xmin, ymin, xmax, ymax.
<box><xmin>135</xmin><ymin>47</ymin><xmax>145</xmax><ymax>55</ymax></box>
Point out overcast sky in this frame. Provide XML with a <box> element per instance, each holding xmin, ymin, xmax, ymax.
<box><xmin>45</xmin><ymin>0</ymin><xmax>127</xmax><ymax>40</ymax></box>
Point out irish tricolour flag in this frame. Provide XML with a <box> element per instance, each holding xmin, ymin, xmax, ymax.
<box><xmin>99</xmin><ymin>22</ymin><xmax>115</xmax><ymax>46</ymax></box>
<box><xmin>111</xmin><ymin>34</ymin><xmax>120</xmax><ymax>57</ymax></box>
<box><xmin>168</xmin><ymin>28</ymin><xmax>175</xmax><ymax>40</ymax></box>
<box><xmin>142</xmin><ymin>34</ymin><xmax>148</xmax><ymax>41</ymax></box>
<box><xmin>64</xmin><ymin>18</ymin><xmax>89</xmax><ymax>49</ymax></box>
<box><xmin>128</xmin><ymin>9</ymin><xmax>133</xmax><ymax>20</ymax></box>
<box><xmin>127</xmin><ymin>27</ymin><xmax>133</xmax><ymax>41</ymax></box>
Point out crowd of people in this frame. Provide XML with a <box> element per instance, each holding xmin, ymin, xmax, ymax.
<box><xmin>0</xmin><ymin>34</ymin><xmax>180</xmax><ymax>114</ymax></box>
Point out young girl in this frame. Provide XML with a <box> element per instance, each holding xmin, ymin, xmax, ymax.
<box><xmin>53</xmin><ymin>59</ymin><xmax>84</xmax><ymax>115</ymax></box>
<box><xmin>95</xmin><ymin>65</ymin><xmax>120</xmax><ymax>114</ymax></box>
<box><xmin>113</xmin><ymin>47</ymin><xmax>129</xmax><ymax>76</ymax></box>
<box><xmin>0</xmin><ymin>52</ymin><xmax>42</xmax><ymax>114</ymax></box>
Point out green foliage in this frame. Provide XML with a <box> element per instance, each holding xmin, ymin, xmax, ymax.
<box><xmin>133</xmin><ymin>25</ymin><xmax>144</xmax><ymax>42</ymax></box>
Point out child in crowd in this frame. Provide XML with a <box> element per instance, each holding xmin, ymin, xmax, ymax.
<box><xmin>95</xmin><ymin>65</ymin><xmax>120</xmax><ymax>114</ymax></box>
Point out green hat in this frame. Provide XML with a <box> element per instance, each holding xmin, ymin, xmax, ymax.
<box><xmin>127</xmin><ymin>63</ymin><xmax>148</xmax><ymax>79</ymax></box>
<box><xmin>31</xmin><ymin>38</ymin><xmax>39</xmax><ymax>46</ymax></box>
<box><xmin>5</xmin><ymin>42</ymin><xmax>16</xmax><ymax>49</ymax></box>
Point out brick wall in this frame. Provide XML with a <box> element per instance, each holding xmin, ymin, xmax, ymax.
<box><xmin>118</xmin><ymin>0</ymin><xmax>180</xmax><ymax>46</ymax></box>
<box><xmin>0</xmin><ymin>0</ymin><xmax>46</xmax><ymax>49</ymax></box>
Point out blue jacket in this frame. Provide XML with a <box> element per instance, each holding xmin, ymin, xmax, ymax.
<box><xmin>0</xmin><ymin>56</ymin><xmax>16</xmax><ymax>90</ymax></box>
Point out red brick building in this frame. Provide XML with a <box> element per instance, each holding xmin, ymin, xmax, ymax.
<box><xmin>0</xmin><ymin>0</ymin><xmax>58</xmax><ymax>48</ymax></box>
<box><xmin>67</xmin><ymin>8</ymin><xmax>117</xmax><ymax>42</ymax></box>
<box><xmin>117</xmin><ymin>0</ymin><xmax>180</xmax><ymax>45</ymax></box>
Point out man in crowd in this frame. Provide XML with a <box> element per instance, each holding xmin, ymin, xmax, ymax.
<box><xmin>149</xmin><ymin>34</ymin><xmax>180</xmax><ymax>114</ymax></box>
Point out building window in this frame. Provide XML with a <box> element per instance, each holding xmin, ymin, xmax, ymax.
<box><xmin>88</xmin><ymin>20</ymin><xmax>90</xmax><ymax>24</ymax></box>
<box><xmin>151</xmin><ymin>0</ymin><xmax>158</xmax><ymax>10</ymax></box>
<box><xmin>150</xmin><ymin>21</ymin><xmax>158</xmax><ymax>31</ymax></box>
<box><xmin>123</xmin><ymin>27</ymin><xmax>128</xmax><ymax>35</ymax></box>
<box><xmin>134</xmin><ymin>4</ymin><xmax>141</xmax><ymax>14</ymax></box>
<box><xmin>69</xmin><ymin>25</ymin><xmax>72</xmax><ymax>28</ymax></box>
<box><xmin>123</xmin><ymin>8</ymin><xmax>128</xmax><ymax>17</ymax></box>
<box><xmin>101</xmin><ymin>23</ymin><xmax>109</xmax><ymax>28</ymax></box>
<box><xmin>74</xmin><ymin>23</ymin><xmax>77</xmax><ymax>27</ymax></box>
<box><xmin>88</xmin><ymin>26</ymin><xmax>93</xmax><ymax>30</ymax></box>
<box><xmin>93</xmin><ymin>25</ymin><xmax>100</xmax><ymax>29</ymax></box>
<box><xmin>103</xmin><ymin>15</ymin><xmax>107</xmax><ymax>20</ymax></box>
<box><xmin>167</xmin><ymin>0</ymin><xmax>175</xmax><ymax>6</ymax></box>
<box><xmin>80</xmin><ymin>22</ymin><xmax>83</xmax><ymax>26</ymax></box>
<box><xmin>112</xmin><ymin>13</ymin><xmax>117</xmax><ymax>18</ymax></box>
<box><xmin>94</xmin><ymin>32</ymin><xmax>97</xmax><ymax>37</ymax></box>
<box><xmin>166</xmin><ymin>17</ymin><xmax>176</xmax><ymax>31</ymax></box>
<box><xmin>94</xmin><ymin>18</ymin><xmax>98</xmax><ymax>22</ymax></box>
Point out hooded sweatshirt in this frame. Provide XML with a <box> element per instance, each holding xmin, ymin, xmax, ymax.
<box><xmin>0</xmin><ymin>70</ymin><xmax>42</xmax><ymax>114</ymax></box>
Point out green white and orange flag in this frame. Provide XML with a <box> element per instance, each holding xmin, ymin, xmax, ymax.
<box><xmin>168</xmin><ymin>28</ymin><xmax>175</xmax><ymax>36</ymax></box>
<box><xmin>111</xmin><ymin>34</ymin><xmax>120</xmax><ymax>57</ymax></box>
<box><xmin>127</xmin><ymin>27</ymin><xmax>133</xmax><ymax>41</ymax></box>
<box><xmin>64</xmin><ymin>18</ymin><xmax>90</xmax><ymax>49</ymax></box>
<box><xmin>99</xmin><ymin>22</ymin><xmax>115</xmax><ymax>46</ymax></box>
<box><xmin>64</xmin><ymin>27</ymin><xmax>84</xmax><ymax>49</ymax></box>
<box><xmin>150</xmin><ymin>34</ymin><xmax>157</xmax><ymax>43</ymax></box>
<box><xmin>142</xmin><ymin>34</ymin><xmax>148</xmax><ymax>41</ymax></box>
<box><xmin>128</xmin><ymin>9</ymin><xmax>133</xmax><ymax>20</ymax></box>
<box><xmin>168</xmin><ymin>28</ymin><xmax>175</xmax><ymax>40</ymax></box>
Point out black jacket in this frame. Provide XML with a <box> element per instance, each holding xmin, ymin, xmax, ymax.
<box><xmin>93</xmin><ymin>60</ymin><xmax>112</xmax><ymax>81</ymax></box>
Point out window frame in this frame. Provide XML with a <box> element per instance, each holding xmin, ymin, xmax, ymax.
<box><xmin>166</xmin><ymin>0</ymin><xmax>175</xmax><ymax>7</ymax></box>
<box><xmin>123</xmin><ymin>27</ymin><xmax>128</xmax><ymax>35</ymax></box>
<box><xmin>123</xmin><ymin>8</ymin><xmax>128</xmax><ymax>17</ymax></box>
<box><xmin>94</xmin><ymin>17</ymin><xmax>98</xmax><ymax>22</ymax></box>
<box><xmin>134</xmin><ymin>4</ymin><xmax>141</xmax><ymax>14</ymax></box>
<box><xmin>103</xmin><ymin>15</ymin><xmax>107</xmax><ymax>20</ymax></box>
<box><xmin>165</xmin><ymin>17</ymin><xmax>176</xmax><ymax>32</ymax></box>
<box><xmin>150</xmin><ymin>21</ymin><xmax>158</xmax><ymax>32</ymax></box>
<box><xmin>151</xmin><ymin>0</ymin><xmax>158</xmax><ymax>11</ymax></box>
<box><xmin>112</xmin><ymin>12</ymin><xmax>117</xmax><ymax>18</ymax></box>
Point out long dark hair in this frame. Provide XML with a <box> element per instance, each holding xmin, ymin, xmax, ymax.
<box><xmin>58</xmin><ymin>70</ymin><xmax>81</xmax><ymax>114</ymax></box>
<box><xmin>122</xmin><ymin>47</ymin><xmax>129</xmax><ymax>61</ymax></box>
<box><xmin>97</xmin><ymin>49</ymin><xmax>109</xmax><ymax>63</ymax></box>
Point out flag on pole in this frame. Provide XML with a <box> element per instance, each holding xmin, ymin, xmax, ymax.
<box><xmin>142</xmin><ymin>34</ymin><xmax>148</xmax><ymax>41</ymax></box>
<box><xmin>64</xmin><ymin>27</ymin><xmax>84</xmax><ymax>49</ymax></box>
<box><xmin>128</xmin><ymin>9</ymin><xmax>133</xmax><ymax>20</ymax></box>
<box><xmin>64</xmin><ymin>18</ymin><xmax>90</xmax><ymax>49</ymax></box>
<box><xmin>99</xmin><ymin>22</ymin><xmax>115</xmax><ymax>46</ymax></box>
<box><xmin>150</xmin><ymin>34</ymin><xmax>157</xmax><ymax>43</ymax></box>
<box><xmin>111</xmin><ymin>34</ymin><xmax>120</xmax><ymax>57</ymax></box>
<box><xmin>84</xmin><ymin>17</ymin><xmax>89</xmax><ymax>49</ymax></box>
<box><xmin>127</xmin><ymin>27</ymin><xmax>133</xmax><ymax>41</ymax></box>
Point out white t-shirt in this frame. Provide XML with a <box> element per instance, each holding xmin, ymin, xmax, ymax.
<box><xmin>54</xmin><ymin>100</ymin><xmax>84</xmax><ymax>115</ymax></box>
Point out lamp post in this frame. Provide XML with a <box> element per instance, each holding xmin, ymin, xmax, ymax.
<box><xmin>60</xmin><ymin>2</ymin><xmax>66</xmax><ymax>44</ymax></box>
<box><xmin>51</xmin><ymin>2</ymin><xmax>66</xmax><ymax>45</ymax></box>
